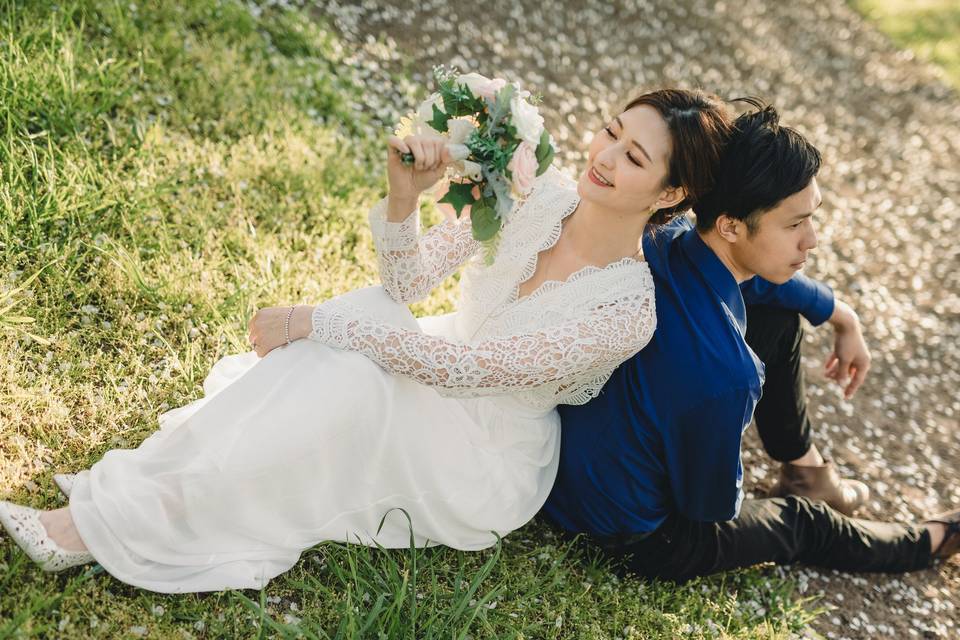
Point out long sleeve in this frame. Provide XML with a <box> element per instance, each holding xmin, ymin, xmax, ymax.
<box><xmin>665</xmin><ymin>385</ymin><xmax>760</xmax><ymax>522</ymax></box>
<box><xmin>368</xmin><ymin>197</ymin><xmax>481</xmax><ymax>304</ymax></box>
<box><xmin>739</xmin><ymin>273</ymin><xmax>835</xmax><ymax>326</ymax></box>
<box><xmin>307</xmin><ymin>290</ymin><xmax>656</xmax><ymax>398</ymax></box>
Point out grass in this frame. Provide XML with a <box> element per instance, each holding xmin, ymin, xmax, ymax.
<box><xmin>0</xmin><ymin>1</ymin><xmax>821</xmax><ymax>637</ymax></box>
<box><xmin>850</xmin><ymin>0</ymin><xmax>960</xmax><ymax>88</ymax></box>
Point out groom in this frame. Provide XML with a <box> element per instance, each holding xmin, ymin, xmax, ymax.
<box><xmin>542</xmin><ymin>101</ymin><xmax>958</xmax><ymax>580</ymax></box>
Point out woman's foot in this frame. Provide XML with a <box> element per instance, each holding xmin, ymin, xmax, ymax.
<box><xmin>0</xmin><ymin>502</ymin><xmax>94</xmax><ymax>572</ymax></box>
<box><xmin>39</xmin><ymin>508</ymin><xmax>88</xmax><ymax>552</ymax></box>
<box><xmin>53</xmin><ymin>473</ymin><xmax>76</xmax><ymax>498</ymax></box>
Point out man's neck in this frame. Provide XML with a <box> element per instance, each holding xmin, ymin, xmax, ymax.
<box><xmin>696</xmin><ymin>230</ymin><xmax>754</xmax><ymax>284</ymax></box>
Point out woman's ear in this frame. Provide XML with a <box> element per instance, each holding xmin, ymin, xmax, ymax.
<box><xmin>653</xmin><ymin>185</ymin><xmax>687</xmax><ymax>211</ymax></box>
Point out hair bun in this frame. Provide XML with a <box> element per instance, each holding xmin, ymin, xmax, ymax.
<box><xmin>732</xmin><ymin>97</ymin><xmax>781</xmax><ymax>132</ymax></box>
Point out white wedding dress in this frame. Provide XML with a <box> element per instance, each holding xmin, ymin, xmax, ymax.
<box><xmin>67</xmin><ymin>167</ymin><xmax>656</xmax><ymax>593</ymax></box>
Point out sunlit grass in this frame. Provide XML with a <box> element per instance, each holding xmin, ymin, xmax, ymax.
<box><xmin>0</xmin><ymin>1</ymin><xmax>820</xmax><ymax>637</ymax></box>
<box><xmin>851</xmin><ymin>0</ymin><xmax>960</xmax><ymax>88</ymax></box>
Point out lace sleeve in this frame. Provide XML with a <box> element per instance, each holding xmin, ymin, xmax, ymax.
<box><xmin>307</xmin><ymin>289</ymin><xmax>656</xmax><ymax>397</ymax></box>
<box><xmin>368</xmin><ymin>197</ymin><xmax>481</xmax><ymax>304</ymax></box>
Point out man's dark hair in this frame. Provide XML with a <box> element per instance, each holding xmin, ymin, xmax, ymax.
<box><xmin>693</xmin><ymin>98</ymin><xmax>822</xmax><ymax>233</ymax></box>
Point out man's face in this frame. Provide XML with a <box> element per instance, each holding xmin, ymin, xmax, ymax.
<box><xmin>731</xmin><ymin>179</ymin><xmax>822</xmax><ymax>284</ymax></box>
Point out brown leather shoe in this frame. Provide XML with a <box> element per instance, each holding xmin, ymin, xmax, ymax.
<box><xmin>925</xmin><ymin>509</ymin><xmax>960</xmax><ymax>560</ymax></box>
<box><xmin>767</xmin><ymin>460</ymin><xmax>870</xmax><ymax>517</ymax></box>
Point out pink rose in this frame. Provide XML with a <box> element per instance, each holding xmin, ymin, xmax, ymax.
<box><xmin>478</xmin><ymin>78</ymin><xmax>507</xmax><ymax>100</ymax></box>
<box><xmin>458</xmin><ymin>73</ymin><xmax>507</xmax><ymax>101</ymax></box>
<box><xmin>508</xmin><ymin>142</ymin><xmax>538</xmax><ymax>196</ymax></box>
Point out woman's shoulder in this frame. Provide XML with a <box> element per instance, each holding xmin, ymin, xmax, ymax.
<box><xmin>602</xmin><ymin>258</ymin><xmax>656</xmax><ymax>298</ymax></box>
<box><xmin>551</xmin><ymin>259</ymin><xmax>654</xmax><ymax>312</ymax></box>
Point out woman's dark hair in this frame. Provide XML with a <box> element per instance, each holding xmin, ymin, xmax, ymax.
<box><xmin>693</xmin><ymin>98</ymin><xmax>822</xmax><ymax>233</ymax></box>
<box><xmin>623</xmin><ymin>89</ymin><xmax>734</xmax><ymax>224</ymax></box>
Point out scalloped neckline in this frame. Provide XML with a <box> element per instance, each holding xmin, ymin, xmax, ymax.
<box><xmin>513</xmin><ymin>192</ymin><xmax>647</xmax><ymax>304</ymax></box>
<box><xmin>516</xmin><ymin>256</ymin><xmax>650</xmax><ymax>305</ymax></box>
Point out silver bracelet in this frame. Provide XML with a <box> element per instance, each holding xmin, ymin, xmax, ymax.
<box><xmin>284</xmin><ymin>305</ymin><xmax>296</xmax><ymax>345</ymax></box>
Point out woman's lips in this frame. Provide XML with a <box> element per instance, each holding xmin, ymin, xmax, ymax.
<box><xmin>587</xmin><ymin>167</ymin><xmax>613</xmax><ymax>187</ymax></box>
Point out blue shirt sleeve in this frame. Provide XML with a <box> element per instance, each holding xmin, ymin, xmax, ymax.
<box><xmin>666</xmin><ymin>386</ymin><xmax>759</xmax><ymax>522</ymax></box>
<box><xmin>739</xmin><ymin>273</ymin><xmax>835</xmax><ymax>326</ymax></box>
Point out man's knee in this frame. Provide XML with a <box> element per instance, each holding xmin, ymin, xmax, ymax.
<box><xmin>778</xmin><ymin>495</ymin><xmax>846</xmax><ymax>543</ymax></box>
<box><xmin>745</xmin><ymin>305</ymin><xmax>803</xmax><ymax>365</ymax></box>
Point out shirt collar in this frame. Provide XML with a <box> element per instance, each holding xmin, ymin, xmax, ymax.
<box><xmin>679</xmin><ymin>229</ymin><xmax>747</xmax><ymax>335</ymax></box>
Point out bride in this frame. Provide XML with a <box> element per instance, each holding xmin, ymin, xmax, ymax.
<box><xmin>1</xmin><ymin>88</ymin><xmax>732</xmax><ymax>593</ymax></box>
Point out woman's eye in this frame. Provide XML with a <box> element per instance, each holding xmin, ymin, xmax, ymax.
<box><xmin>604</xmin><ymin>126</ymin><xmax>641</xmax><ymax>166</ymax></box>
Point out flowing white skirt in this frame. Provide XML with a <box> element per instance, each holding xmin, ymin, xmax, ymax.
<box><xmin>69</xmin><ymin>287</ymin><xmax>560</xmax><ymax>593</ymax></box>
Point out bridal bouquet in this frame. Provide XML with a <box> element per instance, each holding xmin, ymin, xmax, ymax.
<box><xmin>395</xmin><ymin>67</ymin><xmax>556</xmax><ymax>260</ymax></box>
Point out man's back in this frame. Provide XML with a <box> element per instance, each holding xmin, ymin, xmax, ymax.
<box><xmin>544</xmin><ymin>217</ymin><xmax>764</xmax><ymax>535</ymax></box>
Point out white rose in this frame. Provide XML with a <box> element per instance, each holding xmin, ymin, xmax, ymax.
<box><xmin>446</xmin><ymin>117</ymin><xmax>476</xmax><ymax>144</ymax></box>
<box><xmin>510</xmin><ymin>94</ymin><xmax>545</xmax><ymax>148</ymax></box>
<box><xmin>456</xmin><ymin>159</ymin><xmax>483</xmax><ymax>181</ymax></box>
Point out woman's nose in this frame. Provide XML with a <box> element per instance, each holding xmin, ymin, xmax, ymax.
<box><xmin>595</xmin><ymin>145</ymin><xmax>616</xmax><ymax>169</ymax></box>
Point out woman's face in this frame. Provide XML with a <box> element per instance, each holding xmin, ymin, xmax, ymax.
<box><xmin>577</xmin><ymin>104</ymin><xmax>679</xmax><ymax>215</ymax></box>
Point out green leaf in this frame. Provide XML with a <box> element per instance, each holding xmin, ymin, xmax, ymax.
<box><xmin>439</xmin><ymin>79</ymin><xmax>483</xmax><ymax>118</ymax></box>
<box><xmin>437</xmin><ymin>181</ymin><xmax>476</xmax><ymax>218</ymax></box>
<box><xmin>470</xmin><ymin>198</ymin><xmax>502</xmax><ymax>242</ymax></box>
<box><xmin>482</xmin><ymin>168</ymin><xmax>514</xmax><ymax>218</ymax></box>
<box><xmin>536</xmin><ymin>147</ymin><xmax>555</xmax><ymax>176</ymax></box>
<box><xmin>487</xmin><ymin>84</ymin><xmax>515</xmax><ymax>128</ymax></box>
<box><xmin>535</xmin><ymin>129</ymin><xmax>551</xmax><ymax>161</ymax></box>
<box><xmin>535</xmin><ymin>130</ymin><xmax>555</xmax><ymax>175</ymax></box>
<box><xmin>428</xmin><ymin>103</ymin><xmax>450</xmax><ymax>132</ymax></box>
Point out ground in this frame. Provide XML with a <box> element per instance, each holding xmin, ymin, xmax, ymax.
<box><xmin>311</xmin><ymin>0</ymin><xmax>960</xmax><ymax>637</ymax></box>
<box><xmin>1</xmin><ymin>0</ymin><xmax>957</xmax><ymax>638</ymax></box>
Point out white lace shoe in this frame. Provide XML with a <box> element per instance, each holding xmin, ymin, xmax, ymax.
<box><xmin>53</xmin><ymin>473</ymin><xmax>76</xmax><ymax>499</ymax></box>
<box><xmin>0</xmin><ymin>501</ymin><xmax>94</xmax><ymax>572</ymax></box>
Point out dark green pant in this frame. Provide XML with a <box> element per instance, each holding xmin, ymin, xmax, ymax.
<box><xmin>596</xmin><ymin>496</ymin><xmax>932</xmax><ymax>583</ymax></box>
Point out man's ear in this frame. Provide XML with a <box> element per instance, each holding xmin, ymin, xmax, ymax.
<box><xmin>653</xmin><ymin>185</ymin><xmax>687</xmax><ymax>211</ymax></box>
<box><xmin>714</xmin><ymin>213</ymin><xmax>743</xmax><ymax>243</ymax></box>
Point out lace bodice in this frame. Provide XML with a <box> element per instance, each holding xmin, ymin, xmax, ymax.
<box><xmin>309</xmin><ymin>167</ymin><xmax>656</xmax><ymax>411</ymax></box>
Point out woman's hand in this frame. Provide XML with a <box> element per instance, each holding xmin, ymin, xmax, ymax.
<box><xmin>386</xmin><ymin>134</ymin><xmax>454</xmax><ymax>203</ymax></box>
<box><xmin>247</xmin><ymin>305</ymin><xmax>314</xmax><ymax>358</ymax></box>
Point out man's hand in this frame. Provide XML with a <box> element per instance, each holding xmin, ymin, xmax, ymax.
<box><xmin>247</xmin><ymin>305</ymin><xmax>314</xmax><ymax>358</ymax></box>
<box><xmin>824</xmin><ymin>299</ymin><xmax>871</xmax><ymax>399</ymax></box>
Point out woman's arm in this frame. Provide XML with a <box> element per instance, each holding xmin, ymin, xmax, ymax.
<box><xmin>372</xmin><ymin>135</ymin><xmax>481</xmax><ymax>303</ymax></box>
<box><xmin>368</xmin><ymin>196</ymin><xmax>480</xmax><ymax>304</ymax></box>
<box><xmin>305</xmin><ymin>288</ymin><xmax>656</xmax><ymax>397</ymax></box>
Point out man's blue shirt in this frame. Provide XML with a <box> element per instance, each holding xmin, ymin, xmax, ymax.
<box><xmin>543</xmin><ymin>217</ymin><xmax>835</xmax><ymax>535</ymax></box>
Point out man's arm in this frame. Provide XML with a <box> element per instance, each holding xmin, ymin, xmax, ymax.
<box><xmin>742</xmin><ymin>275</ymin><xmax>871</xmax><ymax>399</ymax></box>
<box><xmin>665</xmin><ymin>385</ymin><xmax>760</xmax><ymax>522</ymax></box>
<box><xmin>739</xmin><ymin>273</ymin><xmax>834</xmax><ymax>326</ymax></box>
<box><xmin>823</xmin><ymin>299</ymin><xmax>872</xmax><ymax>399</ymax></box>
